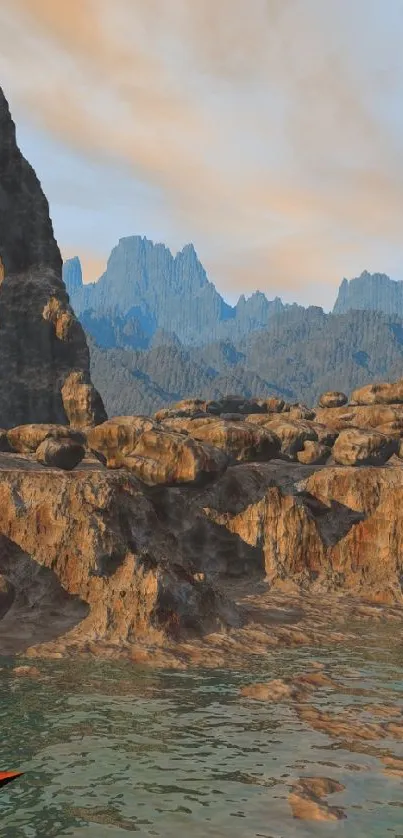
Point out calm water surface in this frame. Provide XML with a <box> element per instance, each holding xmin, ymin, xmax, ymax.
<box><xmin>1</xmin><ymin>626</ymin><xmax>403</xmax><ymax>837</ymax></box>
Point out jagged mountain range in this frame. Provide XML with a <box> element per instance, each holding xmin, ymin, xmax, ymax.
<box><xmin>63</xmin><ymin>238</ymin><xmax>300</xmax><ymax>348</ymax></box>
<box><xmin>63</xmin><ymin>239</ymin><xmax>403</xmax><ymax>415</ymax></box>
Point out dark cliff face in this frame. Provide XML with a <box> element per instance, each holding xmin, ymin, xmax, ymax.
<box><xmin>0</xmin><ymin>88</ymin><xmax>107</xmax><ymax>428</ymax></box>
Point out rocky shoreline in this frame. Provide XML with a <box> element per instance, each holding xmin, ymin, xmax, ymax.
<box><xmin>1</xmin><ymin>384</ymin><xmax>403</xmax><ymax>664</ymax></box>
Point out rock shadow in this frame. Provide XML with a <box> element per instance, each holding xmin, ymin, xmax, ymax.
<box><xmin>297</xmin><ymin>492</ymin><xmax>366</xmax><ymax>547</ymax></box>
<box><xmin>0</xmin><ymin>534</ymin><xmax>89</xmax><ymax>654</ymax></box>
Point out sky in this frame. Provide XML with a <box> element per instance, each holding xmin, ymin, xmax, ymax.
<box><xmin>1</xmin><ymin>0</ymin><xmax>403</xmax><ymax>309</ymax></box>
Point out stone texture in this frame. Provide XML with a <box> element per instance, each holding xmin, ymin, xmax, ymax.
<box><xmin>0</xmin><ymin>87</ymin><xmax>106</xmax><ymax>429</ymax></box>
<box><xmin>126</xmin><ymin>429</ymin><xmax>229</xmax><ymax>486</ymax></box>
<box><xmin>264</xmin><ymin>419</ymin><xmax>317</xmax><ymax>458</ymax></box>
<box><xmin>315</xmin><ymin>403</ymin><xmax>403</xmax><ymax>431</ymax></box>
<box><xmin>333</xmin><ymin>270</ymin><xmax>403</xmax><ymax>317</ymax></box>
<box><xmin>87</xmin><ymin>416</ymin><xmax>156</xmax><ymax>466</ymax></box>
<box><xmin>318</xmin><ymin>391</ymin><xmax>348</xmax><ymax>408</ymax></box>
<box><xmin>36</xmin><ymin>437</ymin><xmax>86</xmax><ymax>470</ymax></box>
<box><xmin>8</xmin><ymin>423</ymin><xmax>85</xmax><ymax>453</ymax></box>
<box><xmin>198</xmin><ymin>461</ymin><xmax>403</xmax><ymax>602</ymax></box>
<box><xmin>0</xmin><ymin>456</ymin><xmax>238</xmax><ymax>654</ymax></box>
<box><xmin>332</xmin><ymin>428</ymin><xmax>397</xmax><ymax>466</ymax></box>
<box><xmin>289</xmin><ymin>406</ymin><xmax>316</xmax><ymax>421</ymax></box>
<box><xmin>61</xmin><ymin>370</ymin><xmax>107</xmax><ymax>429</ymax></box>
<box><xmin>297</xmin><ymin>441</ymin><xmax>331</xmax><ymax>465</ymax></box>
<box><xmin>351</xmin><ymin>379</ymin><xmax>403</xmax><ymax>405</ymax></box>
<box><xmin>188</xmin><ymin>420</ymin><xmax>281</xmax><ymax>462</ymax></box>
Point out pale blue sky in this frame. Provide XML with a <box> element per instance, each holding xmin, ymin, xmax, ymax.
<box><xmin>2</xmin><ymin>0</ymin><xmax>403</xmax><ymax>309</ymax></box>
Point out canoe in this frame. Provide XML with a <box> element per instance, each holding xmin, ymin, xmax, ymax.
<box><xmin>0</xmin><ymin>771</ymin><xmax>23</xmax><ymax>788</ymax></box>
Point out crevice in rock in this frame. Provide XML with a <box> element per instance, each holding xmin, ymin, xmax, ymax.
<box><xmin>296</xmin><ymin>490</ymin><xmax>366</xmax><ymax>547</ymax></box>
<box><xmin>0</xmin><ymin>535</ymin><xmax>89</xmax><ymax>653</ymax></box>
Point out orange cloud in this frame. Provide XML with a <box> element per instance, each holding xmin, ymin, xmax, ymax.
<box><xmin>1</xmin><ymin>0</ymin><xmax>403</xmax><ymax>301</ymax></box>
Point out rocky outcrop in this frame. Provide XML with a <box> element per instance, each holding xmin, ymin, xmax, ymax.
<box><xmin>264</xmin><ymin>418</ymin><xmax>317</xmax><ymax>458</ymax></box>
<box><xmin>7</xmin><ymin>423</ymin><xmax>85</xmax><ymax>453</ymax></box>
<box><xmin>196</xmin><ymin>461</ymin><xmax>403</xmax><ymax>602</ymax></box>
<box><xmin>188</xmin><ymin>420</ymin><xmax>281</xmax><ymax>462</ymax></box>
<box><xmin>0</xmin><ymin>87</ymin><xmax>106</xmax><ymax>429</ymax></box>
<box><xmin>123</xmin><ymin>429</ymin><xmax>229</xmax><ymax>486</ymax></box>
<box><xmin>297</xmin><ymin>441</ymin><xmax>331</xmax><ymax>464</ymax></box>
<box><xmin>351</xmin><ymin>380</ymin><xmax>403</xmax><ymax>405</ymax></box>
<box><xmin>87</xmin><ymin>416</ymin><xmax>157</xmax><ymax>466</ymax></box>
<box><xmin>0</xmin><ymin>455</ymin><xmax>239</xmax><ymax>654</ymax></box>
<box><xmin>332</xmin><ymin>428</ymin><xmax>397</xmax><ymax>466</ymax></box>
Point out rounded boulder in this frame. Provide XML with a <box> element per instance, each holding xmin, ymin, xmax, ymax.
<box><xmin>36</xmin><ymin>437</ymin><xmax>86</xmax><ymax>470</ymax></box>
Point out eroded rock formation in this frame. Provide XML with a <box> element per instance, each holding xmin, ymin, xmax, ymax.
<box><xmin>0</xmin><ymin>87</ymin><xmax>106</xmax><ymax>428</ymax></box>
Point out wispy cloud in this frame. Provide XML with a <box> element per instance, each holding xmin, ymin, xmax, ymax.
<box><xmin>1</xmin><ymin>0</ymin><xmax>403</xmax><ymax>303</ymax></box>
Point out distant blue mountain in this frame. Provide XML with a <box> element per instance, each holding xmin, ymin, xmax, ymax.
<box><xmin>63</xmin><ymin>236</ymin><xmax>298</xmax><ymax>348</ymax></box>
<box><xmin>333</xmin><ymin>270</ymin><xmax>403</xmax><ymax>317</ymax></box>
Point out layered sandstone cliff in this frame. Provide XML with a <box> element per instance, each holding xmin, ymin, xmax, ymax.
<box><xmin>0</xmin><ymin>88</ymin><xmax>106</xmax><ymax>428</ymax></box>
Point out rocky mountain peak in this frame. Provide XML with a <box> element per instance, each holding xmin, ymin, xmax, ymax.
<box><xmin>0</xmin><ymin>88</ymin><xmax>106</xmax><ymax>428</ymax></box>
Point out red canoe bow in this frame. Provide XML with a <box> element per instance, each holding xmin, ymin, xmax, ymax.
<box><xmin>0</xmin><ymin>771</ymin><xmax>23</xmax><ymax>789</ymax></box>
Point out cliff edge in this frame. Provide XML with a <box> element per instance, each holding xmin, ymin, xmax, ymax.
<box><xmin>0</xmin><ymin>88</ymin><xmax>106</xmax><ymax>428</ymax></box>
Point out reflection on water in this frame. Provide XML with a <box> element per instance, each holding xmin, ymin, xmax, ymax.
<box><xmin>1</xmin><ymin>625</ymin><xmax>403</xmax><ymax>837</ymax></box>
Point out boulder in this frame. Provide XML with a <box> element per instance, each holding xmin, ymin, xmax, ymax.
<box><xmin>332</xmin><ymin>428</ymin><xmax>397</xmax><ymax>466</ymax></box>
<box><xmin>124</xmin><ymin>429</ymin><xmax>229</xmax><ymax>486</ymax></box>
<box><xmin>289</xmin><ymin>406</ymin><xmax>316</xmax><ymax>421</ymax></box>
<box><xmin>297</xmin><ymin>441</ymin><xmax>331</xmax><ymax>465</ymax></box>
<box><xmin>265</xmin><ymin>419</ymin><xmax>317</xmax><ymax>458</ymax></box>
<box><xmin>264</xmin><ymin>397</ymin><xmax>285</xmax><ymax>413</ymax></box>
<box><xmin>242</xmin><ymin>414</ymin><xmax>275</xmax><ymax>426</ymax></box>
<box><xmin>375</xmin><ymin>421</ymin><xmax>403</xmax><ymax>439</ymax></box>
<box><xmin>237</xmin><ymin>399</ymin><xmax>268</xmax><ymax>415</ymax></box>
<box><xmin>188</xmin><ymin>420</ymin><xmax>281</xmax><ymax>462</ymax></box>
<box><xmin>8</xmin><ymin>423</ymin><xmax>86</xmax><ymax>454</ymax></box>
<box><xmin>309</xmin><ymin>423</ymin><xmax>339</xmax><ymax>447</ymax></box>
<box><xmin>36</xmin><ymin>437</ymin><xmax>86</xmax><ymax>470</ymax></box>
<box><xmin>351</xmin><ymin>380</ymin><xmax>403</xmax><ymax>405</ymax></box>
<box><xmin>158</xmin><ymin>417</ymin><xmax>190</xmax><ymax>434</ymax></box>
<box><xmin>213</xmin><ymin>395</ymin><xmax>247</xmax><ymax>414</ymax></box>
<box><xmin>0</xmin><ymin>88</ymin><xmax>106</xmax><ymax>429</ymax></box>
<box><xmin>87</xmin><ymin>416</ymin><xmax>156</xmax><ymax>466</ymax></box>
<box><xmin>318</xmin><ymin>391</ymin><xmax>348</xmax><ymax>408</ymax></box>
<box><xmin>315</xmin><ymin>404</ymin><xmax>403</xmax><ymax>431</ymax></box>
<box><xmin>61</xmin><ymin>370</ymin><xmax>107</xmax><ymax>429</ymax></box>
<box><xmin>220</xmin><ymin>413</ymin><xmax>245</xmax><ymax>422</ymax></box>
<box><xmin>206</xmin><ymin>400</ymin><xmax>222</xmax><ymax>415</ymax></box>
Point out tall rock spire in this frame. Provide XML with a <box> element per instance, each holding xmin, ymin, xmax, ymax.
<box><xmin>0</xmin><ymin>88</ymin><xmax>107</xmax><ymax>428</ymax></box>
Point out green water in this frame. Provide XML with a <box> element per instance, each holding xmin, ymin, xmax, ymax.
<box><xmin>1</xmin><ymin>631</ymin><xmax>403</xmax><ymax>837</ymax></box>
